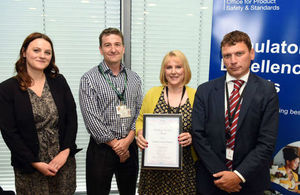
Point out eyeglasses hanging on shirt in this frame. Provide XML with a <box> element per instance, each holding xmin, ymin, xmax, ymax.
<box><xmin>98</xmin><ymin>65</ymin><xmax>131</xmax><ymax>118</ymax></box>
<box><xmin>166</xmin><ymin>86</ymin><xmax>186</xmax><ymax>114</ymax></box>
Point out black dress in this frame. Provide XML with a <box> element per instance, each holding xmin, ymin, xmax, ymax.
<box><xmin>138</xmin><ymin>90</ymin><xmax>196</xmax><ymax>195</ymax></box>
<box><xmin>14</xmin><ymin>81</ymin><xmax>76</xmax><ymax>195</ymax></box>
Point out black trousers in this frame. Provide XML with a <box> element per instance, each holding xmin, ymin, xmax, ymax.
<box><xmin>86</xmin><ymin>137</ymin><xmax>138</xmax><ymax>195</ymax></box>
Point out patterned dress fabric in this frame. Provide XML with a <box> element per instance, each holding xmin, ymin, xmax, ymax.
<box><xmin>14</xmin><ymin>81</ymin><xmax>76</xmax><ymax>195</ymax></box>
<box><xmin>138</xmin><ymin>90</ymin><xmax>196</xmax><ymax>195</ymax></box>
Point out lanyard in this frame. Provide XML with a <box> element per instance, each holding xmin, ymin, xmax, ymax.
<box><xmin>225</xmin><ymin>83</ymin><xmax>244</xmax><ymax>128</ymax></box>
<box><xmin>166</xmin><ymin>86</ymin><xmax>186</xmax><ymax>114</ymax></box>
<box><xmin>98</xmin><ymin>64</ymin><xmax>128</xmax><ymax>103</ymax></box>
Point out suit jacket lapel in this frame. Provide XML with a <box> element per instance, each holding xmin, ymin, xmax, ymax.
<box><xmin>237</xmin><ymin>73</ymin><xmax>258</xmax><ymax>130</ymax></box>
<box><xmin>46</xmin><ymin>75</ymin><xmax>62</xmax><ymax>120</ymax></box>
<box><xmin>214</xmin><ymin>76</ymin><xmax>226</xmax><ymax>132</ymax></box>
<box><xmin>22</xmin><ymin>88</ymin><xmax>35</xmax><ymax>121</ymax></box>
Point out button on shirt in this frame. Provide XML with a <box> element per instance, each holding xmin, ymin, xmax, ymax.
<box><xmin>79</xmin><ymin>61</ymin><xmax>142</xmax><ymax>144</ymax></box>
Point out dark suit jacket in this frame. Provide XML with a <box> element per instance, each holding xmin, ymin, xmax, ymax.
<box><xmin>0</xmin><ymin>74</ymin><xmax>80</xmax><ymax>173</ymax></box>
<box><xmin>191</xmin><ymin>73</ymin><xmax>279</xmax><ymax>194</ymax></box>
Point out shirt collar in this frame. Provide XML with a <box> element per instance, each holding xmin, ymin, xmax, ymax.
<box><xmin>226</xmin><ymin>71</ymin><xmax>250</xmax><ymax>84</ymax></box>
<box><xmin>100</xmin><ymin>60</ymin><xmax>126</xmax><ymax>74</ymax></box>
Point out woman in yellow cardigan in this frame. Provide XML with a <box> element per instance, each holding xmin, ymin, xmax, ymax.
<box><xmin>136</xmin><ymin>50</ymin><xmax>196</xmax><ymax>194</ymax></box>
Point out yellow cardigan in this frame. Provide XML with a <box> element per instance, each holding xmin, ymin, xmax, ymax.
<box><xmin>135</xmin><ymin>86</ymin><xmax>197</xmax><ymax>160</ymax></box>
<box><xmin>278</xmin><ymin>166</ymin><xmax>298</xmax><ymax>190</ymax></box>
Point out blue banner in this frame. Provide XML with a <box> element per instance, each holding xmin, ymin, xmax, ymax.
<box><xmin>210</xmin><ymin>1</ymin><xmax>300</xmax><ymax>194</ymax></box>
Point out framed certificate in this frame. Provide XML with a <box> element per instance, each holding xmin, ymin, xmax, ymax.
<box><xmin>142</xmin><ymin>114</ymin><xmax>182</xmax><ymax>170</ymax></box>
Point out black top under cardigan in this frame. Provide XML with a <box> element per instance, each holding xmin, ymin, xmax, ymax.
<box><xmin>0</xmin><ymin>74</ymin><xmax>80</xmax><ymax>173</ymax></box>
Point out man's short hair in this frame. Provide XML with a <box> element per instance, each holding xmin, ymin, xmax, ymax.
<box><xmin>99</xmin><ymin>27</ymin><xmax>124</xmax><ymax>47</ymax></box>
<box><xmin>221</xmin><ymin>30</ymin><xmax>252</xmax><ymax>51</ymax></box>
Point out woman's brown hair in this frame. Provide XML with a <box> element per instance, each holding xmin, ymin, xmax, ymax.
<box><xmin>15</xmin><ymin>32</ymin><xmax>59</xmax><ymax>90</ymax></box>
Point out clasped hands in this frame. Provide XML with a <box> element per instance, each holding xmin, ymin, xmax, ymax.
<box><xmin>31</xmin><ymin>148</ymin><xmax>70</xmax><ymax>177</ymax></box>
<box><xmin>213</xmin><ymin>171</ymin><xmax>242</xmax><ymax>193</ymax></box>
<box><xmin>107</xmin><ymin>132</ymin><xmax>134</xmax><ymax>163</ymax></box>
<box><xmin>112</xmin><ymin>138</ymin><xmax>130</xmax><ymax>163</ymax></box>
<box><xmin>136</xmin><ymin>129</ymin><xmax>192</xmax><ymax>149</ymax></box>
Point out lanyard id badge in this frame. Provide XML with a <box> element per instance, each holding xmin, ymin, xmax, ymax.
<box><xmin>98</xmin><ymin>64</ymin><xmax>130</xmax><ymax>118</ymax></box>
<box><xmin>226</xmin><ymin>148</ymin><xmax>234</xmax><ymax>161</ymax></box>
<box><xmin>116</xmin><ymin>101</ymin><xmax>131</xmax><ymax>118</ymax></box>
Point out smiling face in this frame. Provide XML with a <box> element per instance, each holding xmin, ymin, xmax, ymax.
<box><xmin>23</xmin><ymin>38</ymin><xmax>52</xmax><ymax>73</ymax></box>
<box><xmin>222</xmin><ymin>42</ymin><xmax>254</xmax><ymax>79</ymax></box>
<box><xmin>164</xmin><ymin>56</ymin><xmax>185</xmax><ymax>88</ymax></box>
<box><xmin>99</xmin><ymin>34</ymin><xmax>125</xmax><ymax>66</ymax></box>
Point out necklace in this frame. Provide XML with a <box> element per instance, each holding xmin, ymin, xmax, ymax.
<box><xmin>165</xmin><ymin>86</ymin><xmax>186</xmax><ymax>114</ymax></box>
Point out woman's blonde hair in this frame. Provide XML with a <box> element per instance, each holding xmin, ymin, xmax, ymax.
<box><xmin>159</xmin><ymin>50</ymin><xmax>191</xmax><ymax>86</ymax></box>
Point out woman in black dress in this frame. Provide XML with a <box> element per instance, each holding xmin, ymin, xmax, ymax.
<box><xmin>0</xmin><ymin>32</ymin><xmax>80</xmax><ymax>195</ymax></box>
<box><xmin>136</xmin><ymin>50</ymin><xmax>196</xmax><ymax>194</ymax></box>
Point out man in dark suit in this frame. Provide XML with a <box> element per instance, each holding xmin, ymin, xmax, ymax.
<box><xmin>191</xmin><ymin>30</ymin><xmax>279</xmax><ymax>195</ymax></box>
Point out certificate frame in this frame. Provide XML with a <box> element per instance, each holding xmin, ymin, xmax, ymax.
<box><xmin>141</xmin><ymin>113</ymin><xmax>182</xmax><ymax>170</ymax></box>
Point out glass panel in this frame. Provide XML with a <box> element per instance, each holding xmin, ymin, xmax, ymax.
<box><xmin>131</xmin><ymin>0</ymin><xmax>213</xmax><ymax>94</ymax></box>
